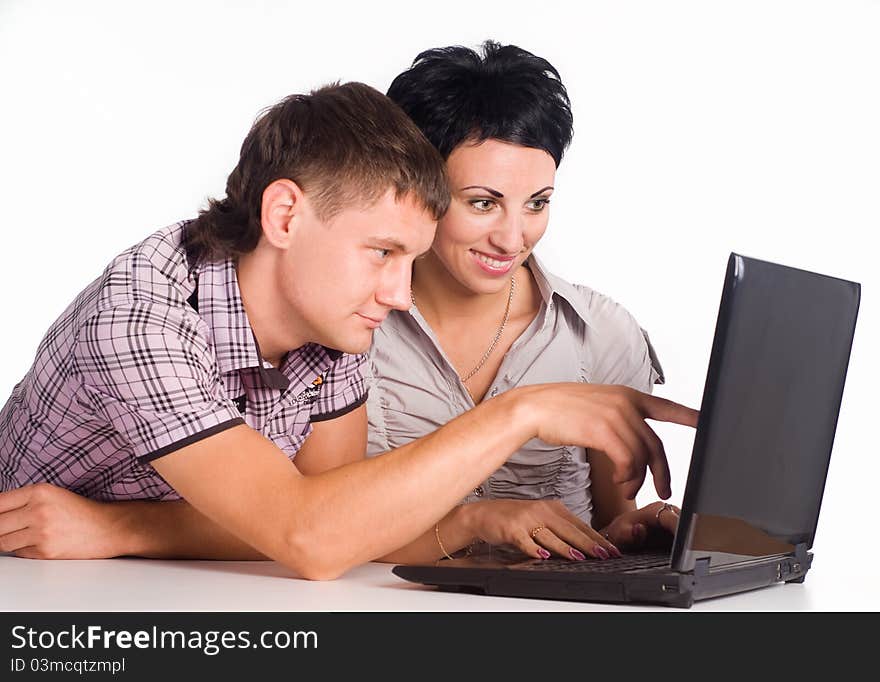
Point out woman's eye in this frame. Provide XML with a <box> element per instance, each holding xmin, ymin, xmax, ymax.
<box><xmin>470</xmin><ymin>199</ymin><xmax>495</xmax><ymax>212</ymax></box>
<box><xmin>527</xmin><ymin>198</ymin><xmax>550</xmax><ymax>211</ymax></box>
<box><xmin>374</xmin><ymin>248</ymin><xmax>391</xmax><ymax>259</ymax></box>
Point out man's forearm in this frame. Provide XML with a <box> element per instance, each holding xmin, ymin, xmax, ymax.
<box><xmin>277</xmin><ymin>389</ymin><xmax>538</xmax><ymax>573</ymax></box>
<box><xmin>152</xmin><ymin>383</ymin><xmax>694</xmax><ymax>579</ymax></box>
<box><xmin>154</xmin><ymin>387</ymin><xmax>541</xmax><ymax>578</ymax></box>
<box><xmin>105</xmin><ymin>499</ymin><xmax>266</xmax><ymax>560</ymax></box>
<box><xmin>108</xmin><ymin>495</ymin><xmax>475</xmax><ymax>565</ymax></box>
<box><xmin>94</xmin><ymin>389</ymin><xmax>529</xmax><ymax>564</ymax></box>
<box><xmin>96</xmin><ymin>388</ymin><xmax>526</xmax><ymax>565</ymax></box>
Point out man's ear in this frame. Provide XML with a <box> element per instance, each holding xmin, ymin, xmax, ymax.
<box><xmin>260</xmin><ymin>179</ymin><xmax>306</xmax><ymax>249</ymax></box>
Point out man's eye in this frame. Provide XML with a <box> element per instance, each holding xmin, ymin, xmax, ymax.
<box><xmin>374</xmin><ymin>248</ymin><xmax>391</xmax><ymax>259</ymax></box>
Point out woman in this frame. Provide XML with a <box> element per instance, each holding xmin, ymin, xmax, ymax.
<box><xmin>371</xmin><ymin>41</ymin><xmax>679</xmax><ymax>564</ymax></box>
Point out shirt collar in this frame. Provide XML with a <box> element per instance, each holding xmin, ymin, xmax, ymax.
<box><xmin>192</xmin><ymin>258</ymin><xmax>265</xmax><ymax>376</ymax></box>
<box><xmin>526</xmin><ymin>253</ymin><xmax>596</xmax><ymax>329</ymax></box>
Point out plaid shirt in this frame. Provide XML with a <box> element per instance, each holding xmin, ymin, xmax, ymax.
<box><xmin>0</xmin><ymin>221</ymin><xmax>367</xmax><ymax>501</ymax></box>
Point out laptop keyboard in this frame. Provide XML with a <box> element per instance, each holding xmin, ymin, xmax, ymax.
<box><xmin>513</xmin><ymin>551</ymin><xmax>670</xmax><ymax>573</ymax></box>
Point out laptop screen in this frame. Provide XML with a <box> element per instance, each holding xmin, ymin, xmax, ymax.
<box><xmin>672</xmin><ymin>254</ymin><xmax>860</xmax><ymax>572</ymax></box>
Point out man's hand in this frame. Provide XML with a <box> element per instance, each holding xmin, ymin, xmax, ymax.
<box><xmin>525</xmin><ymin>384</ymin><xmax>699</xmax><ymax>500</ymax></box>
<box><xmin>0</xmin><ymin>483</ymin><xmax>119</xmax><ymax>559</ymax></box>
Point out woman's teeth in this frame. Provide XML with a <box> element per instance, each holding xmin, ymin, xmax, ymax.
<box><xmin>475</xmin><ymin>252</ymin><xmax>511</xmax><ymax>268</ymax></box>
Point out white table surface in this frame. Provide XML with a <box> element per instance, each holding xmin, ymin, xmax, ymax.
<box><xmin>2</xmin><ymin>552</ymin><xmax>876</xmax><ymax>612</ymax></box>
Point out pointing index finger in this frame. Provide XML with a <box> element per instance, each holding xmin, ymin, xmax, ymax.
<box><xmin>639</xmin><ymin>394</ymin><xmax>699</xmax><ymax>428</ymax></box>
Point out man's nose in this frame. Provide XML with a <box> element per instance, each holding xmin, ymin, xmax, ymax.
<box><xmin>376</xmin><ymin>263</ymin><xmax>413</xmax><ymax>311</ymax></box>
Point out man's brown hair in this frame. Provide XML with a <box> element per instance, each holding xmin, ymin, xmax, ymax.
<box><xmin>186</xmin><ymin>82</ymin><xmax>450</xmax><ymax>263</ymax></box>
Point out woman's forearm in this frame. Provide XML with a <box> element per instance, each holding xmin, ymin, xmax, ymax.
<box><xmin>376</xmin><ymin>503</ymin><xmax>477</xmax><ymax>564</ymax></box>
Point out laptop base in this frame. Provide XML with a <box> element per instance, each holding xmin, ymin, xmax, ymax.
<box><xmin>392</xmin><ymin>546</ymin><xmax>813</xmax><ymax>608</ymax></box>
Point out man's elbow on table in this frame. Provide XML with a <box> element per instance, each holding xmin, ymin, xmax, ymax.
<box><xmin>243</xmin><ymin>486</ymin><xmax>361</xmax><ymax>581</ymax></box>
<box><xmin>151</xmin><ymin>426</ymin><xmax>368</xmax><ymax>581</ymax></box>
<box><xmin>279</xmin><ymin>524</ymin><xmax>356</xmax><ymax>581</ymax></box>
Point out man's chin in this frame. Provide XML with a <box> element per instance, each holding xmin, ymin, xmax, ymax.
<box><xmin>319</xmin><ymin>330</ymin><xmax>373</xmax><ymax>356</ymax></box>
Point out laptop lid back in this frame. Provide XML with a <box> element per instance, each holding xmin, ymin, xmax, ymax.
<box><xmin>671</xmin><ymin>254</ymin><xmax>860</xmax><ymax>572</ymax></box>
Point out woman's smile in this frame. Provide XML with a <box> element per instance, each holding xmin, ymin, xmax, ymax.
<box><xmin>469</xmin><ymin>249</ymin><xmax>517</xmax><ymax>275</ymax></box>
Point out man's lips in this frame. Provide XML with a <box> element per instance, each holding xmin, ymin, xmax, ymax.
<box><xmin>356</xmin><ymin>312</ymin><xmax>386</xmax><ymax>326</ymax></box>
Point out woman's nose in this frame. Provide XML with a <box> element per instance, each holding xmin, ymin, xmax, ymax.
<box><xmin>489</xmin><ymin>213</ymin><xmax>525</xmax><ymax>254</ymax></box>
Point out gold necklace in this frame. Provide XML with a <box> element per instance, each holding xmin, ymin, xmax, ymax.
<box><xmin>411</xmin><ymin>274</ymin><xmax>517</xmax><ymax>383</ymax></box>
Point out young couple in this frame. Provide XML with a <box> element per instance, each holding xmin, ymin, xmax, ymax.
<box><xmin>0</xmin><ymin>42</ymin><xmax>696</xmax><ymax>579</ymax></box>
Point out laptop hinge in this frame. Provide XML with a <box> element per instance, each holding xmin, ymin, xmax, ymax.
<box><xmin>693</xmin><ymin>544</ymin><xmax>809</xmax><ymax>577</ymax></box>
<box><xmin>694</xmin><ymin>557</ymin><xmax>711</xmax><ymax>578</ymax></box>
<box><xmin>793</xmin><ymin>542</ymin><xmax>809</xmax><ymax>570</ymax></box>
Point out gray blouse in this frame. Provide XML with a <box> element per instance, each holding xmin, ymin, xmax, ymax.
<box><xmin>364</xmin><ymin>255</ymin><xmax>664</xmax><ymax>526</ymax></box>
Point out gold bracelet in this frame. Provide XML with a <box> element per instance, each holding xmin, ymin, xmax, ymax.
<box><xmin>434</xmin><ymin>522</ymin><xmax>455</xmax><ymax>561</ymax></box>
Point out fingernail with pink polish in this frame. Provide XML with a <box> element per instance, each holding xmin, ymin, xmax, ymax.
<box><xmin>608</xmin><ymin>545</ymin><xmax>623</xmax><ymax>558</ymax></box>
<box><xmin>537</xmin><ymin>548</ymin><xmax>551</xmax><ymax>559</ymax></box>
<box><xmin>570</xmin><ymin>548</ymin><xmax>587</xmax><ymax>561</ymax></box>
<box><xmin>593</xmin><ymin>546</ymin><xmax>610</xmax><ymax>560</ymax></box>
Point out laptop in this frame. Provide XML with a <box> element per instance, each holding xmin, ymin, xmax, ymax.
<box><xmin>392</xmin><ymin>253</ymin><xmax>861</xmax><ymax>607</ymax></box>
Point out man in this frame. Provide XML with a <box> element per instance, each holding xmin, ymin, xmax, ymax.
<box><xmin>0</xmin><ymin>82</ymin><xmax>697</xmax><ymax>579</ymax></box>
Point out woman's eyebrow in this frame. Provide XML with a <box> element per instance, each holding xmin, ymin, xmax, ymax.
<box><xmin>460</xmin><ymin>185</ymin><xmax>503</xmax><ymax>198</ymax></box>
<box><xmin>529</xmin><ymin>186</ymin><xmax>554</xmax><ymax>198</ymax></box>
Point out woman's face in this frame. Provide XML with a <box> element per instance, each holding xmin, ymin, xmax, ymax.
<box><xmin>432</xmin><ymin>138</ymin><xmax>557</xmax><ymax>295</ymax></box>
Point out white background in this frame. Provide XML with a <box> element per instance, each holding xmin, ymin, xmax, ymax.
<box><xmin>1</xmin><ymin>1</ymin><xmax>877</xmax><ymax>608</ymax></box>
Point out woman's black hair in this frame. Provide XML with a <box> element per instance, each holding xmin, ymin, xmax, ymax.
<box><xmin>387</xmin><ymin>40</ymin><xmax>573</xmax><ymax>166</ymax></box>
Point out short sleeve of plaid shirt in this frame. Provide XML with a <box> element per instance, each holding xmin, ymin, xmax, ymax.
<box><xmin>309</xmin><ymin>352</ymin><xmax>369</xmax><ymax>423</ymax></box>
<box><xmin>73</xmin><ymin>301</ymin><xmax>244</xmax><ymax>463</ymax></box>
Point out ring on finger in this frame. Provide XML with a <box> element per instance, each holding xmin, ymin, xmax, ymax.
<box><xmin>529</xmin><ymin>525</ymin><xmax>545</xmax><ymax>539</ymax></box>
<box><xmin>656</xmin><ymin>503</ymin><xmax>679</xmax><ymax>522</ymax></box>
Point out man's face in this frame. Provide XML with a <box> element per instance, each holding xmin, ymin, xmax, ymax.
<box><xmin>282</xmin><ymin>189</ymin><xmax>437</xmax><ymax>353</ymax></box>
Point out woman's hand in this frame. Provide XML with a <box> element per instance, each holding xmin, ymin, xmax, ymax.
<box><xmin>460</xmin><ymin>498</ymin><xmax>622</xmax><ymax>561</ymax></box>
<box><xmin>598</xmin><ymin>501</ymin><xmax>681</xmax><ymax>550</ymax></box>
